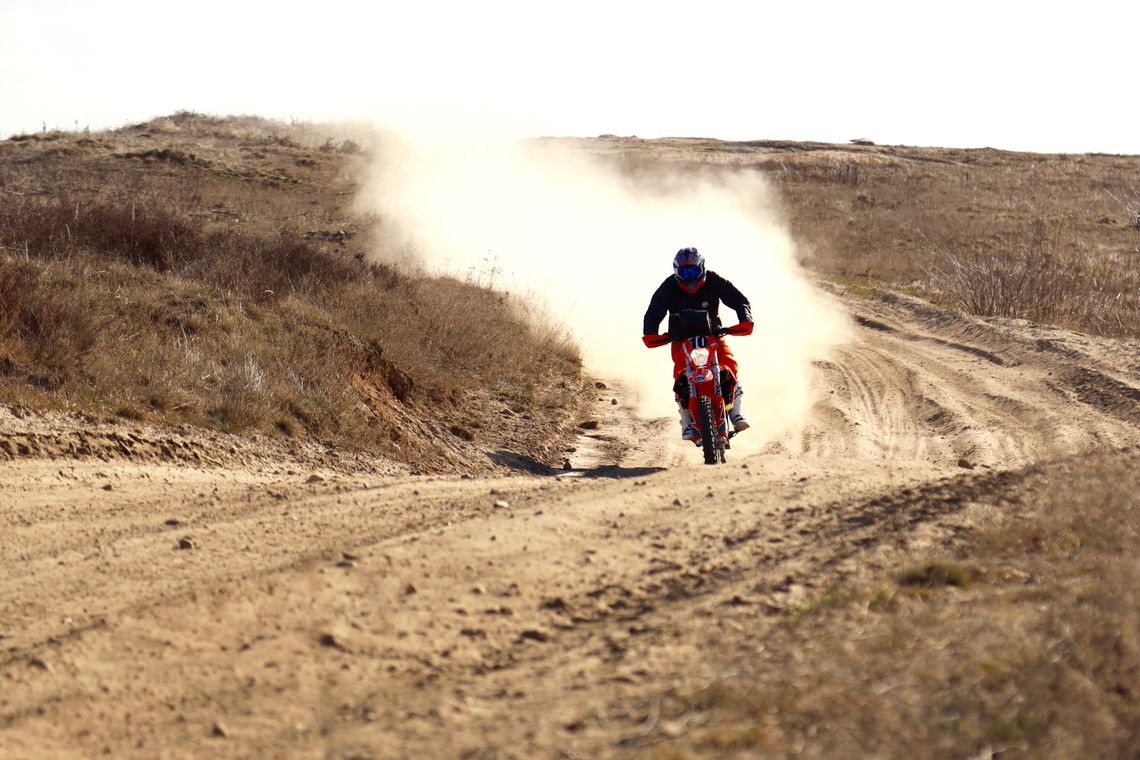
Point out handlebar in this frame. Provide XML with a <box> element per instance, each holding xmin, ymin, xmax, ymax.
<box><xmin>642</xmin><ymin>322</ymin><xmax>753</xmax><ymax>348</ymax></box>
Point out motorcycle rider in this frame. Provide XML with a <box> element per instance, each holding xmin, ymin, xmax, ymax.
<box><xmin>642</xmin><ymin>247</ymin><xmax>754</xmax><ymax>441</ymax></box>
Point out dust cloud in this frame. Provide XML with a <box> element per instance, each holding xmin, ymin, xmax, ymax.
<box><xmin>357</xmin><ymin>131</ymin><xmax>851</xmax><ymax>451</ymax></box>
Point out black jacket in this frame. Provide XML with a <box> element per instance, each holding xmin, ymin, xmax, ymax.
<box><xmin>643</xmin><ymin>270</ymin><xmax>752</xmax><ymax>336</ymax></box>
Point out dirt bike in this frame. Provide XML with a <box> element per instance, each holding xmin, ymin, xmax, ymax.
<box><xmin>644</xmin><ymin>310</ymin><xmax>752</xmax><ymax>465</ymax></box>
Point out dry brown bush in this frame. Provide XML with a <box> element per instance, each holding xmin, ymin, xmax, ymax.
<box><xmin>925</xmin><ymin>220</ymin><xmax>1140</xmax><ymax>335</ymax></box>
<box><xmin>0</xmin><ymin>117</ymin><xmax>581</xmax><ymax>462</ymax></box>
<box><xmin>0</xmin><ymin>259</ymin><xmax>104</xmax><ymax>387</ymax></box>
<box><xmin>0</xmin><ymin>196</ymin><xmax>385</xmax><ymax>298</ymax></box>
<box><xmin>1104</xmin><ymin>185</ymin><xmax>1140</xmax><ymax>228</ymax></box>
<box><xmin>770</xmin><ymin>150</ymin><xmax>1140</xmax><ymax>337</ymax></box>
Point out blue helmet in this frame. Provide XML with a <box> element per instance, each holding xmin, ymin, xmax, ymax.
<box><xmin>673</xmin><ymin>247</ymin><xmax>706</xmax><ymax>294</ymax></box>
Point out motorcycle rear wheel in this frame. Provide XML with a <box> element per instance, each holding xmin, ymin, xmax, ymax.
<box><xmin>698</xmin><ymin>395</ymin><xmax>718</xmax><ymax>465</ymax></box>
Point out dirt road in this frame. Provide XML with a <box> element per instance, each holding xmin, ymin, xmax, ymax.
<box><xmin>3</xmin><ymin>291</ymin><xmax>1139</xmax><ymax>759</ymax></box>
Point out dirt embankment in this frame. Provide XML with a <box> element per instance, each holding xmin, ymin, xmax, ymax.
<box><xmin>3</xmin><ymin>289</ymin><xmax>1139</xmax><ymax>758</ymax></box>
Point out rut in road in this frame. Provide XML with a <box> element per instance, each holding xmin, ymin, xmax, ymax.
<box><xmin>2</xmin><ymin>290</ymin><xmax>1139</xmax><ymax>759</ymax></box>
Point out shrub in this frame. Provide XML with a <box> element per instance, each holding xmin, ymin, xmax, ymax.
<box><xmin>0</xmin><ymin>118</ymin><xmax>583</xmax><ymax>464</ymax></box>
<box><xmin>0</xmin><ymin>197</ymin><xmax>404</xmax><ymax>303</ymax></box>
<box><xmin>0</xmin><ymin>259</ymin><xmax>102</xmax><ymax>385</ymax></box>
<box><xmin>925</xmin><ymin>220</ymin><xmax>1140</xmax><ymax>336</ymax></box>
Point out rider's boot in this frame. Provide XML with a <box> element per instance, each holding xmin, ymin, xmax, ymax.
<box><xmin>728</xmin><ymin>384</ymin><xmax>750</xmax><ymax>432</ymax></box>
<box><xmin>678</xmin><ymin>405</ymin><xmax>701</xmax><ymax>442</ymax></box>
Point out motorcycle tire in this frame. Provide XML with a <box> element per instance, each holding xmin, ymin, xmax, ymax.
<box><xmin>698</xmin><ymin>395</ymin><xmax>718</xmax><ymax>465</ymax></box>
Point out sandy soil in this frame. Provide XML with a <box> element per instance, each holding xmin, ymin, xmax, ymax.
<box><xmin>2</xmin><ymin>290</ymin><xmax>1139</xmax><ymax>759</ymax></box>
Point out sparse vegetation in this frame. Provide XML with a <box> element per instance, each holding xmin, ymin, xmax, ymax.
<box><xmin>898</xmin><ymin>560</ymin><xmax>976</xmax><ymax>589</ymax></box>
<box><xmin>0</xmin><ymin>114</ymin><xmax>581</xmax><ymax>467</ymax></box>
<box><xmin>798</xmin><ymin>160</ymin><xmax>1140</xmax><ymax>335</ymax></box>
<box><xmin>924</xmin><ymin>221</ymin><xmax>1140</xmax><ymax>335</ymax></box>
<box><xmin>1104</xmin><ymin>185</ymin><xmax>1140</xmax><ymax>229</ymax></box>
<box><xmin>593</xmin><ymin>137</ymin><xmax>1140</xmax><ymax>337</ymax></box>
<box><xmin>766</xmin><ymin>146</ymin><xmax>1140</xmax><ymax>339</ymax></box>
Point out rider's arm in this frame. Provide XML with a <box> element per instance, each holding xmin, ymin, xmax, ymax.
<box><xmin>642</xmin><ymin>279</ymin><xmax>672</xmax><ymax>335</ymax></box>
<box><xmin>717</xmin><ymin>275</ymin><xmax>753</xmax><ymax>325</ymax></box>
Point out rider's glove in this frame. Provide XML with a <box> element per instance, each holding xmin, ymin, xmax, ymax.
<box><xmin>642</xmin><ymin>334</ymin><xmax>658</xmax><ymax>348</ymax></box>
<box><xmin>733</xmin><ymin>321</ymin><xmax>754</xmax><ymax>336</ymax></box>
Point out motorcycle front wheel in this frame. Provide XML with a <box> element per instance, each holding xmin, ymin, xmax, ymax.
<box><xmin>698</xmin><ymin>395</ymin><xmax>718</xmax><ymax>465</ymax></box>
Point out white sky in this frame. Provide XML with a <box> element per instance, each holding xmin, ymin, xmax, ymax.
<box><xmin>1</xmin><ymin>0</ymin><xmax>1138</xmax><ymax>153</ymax></box>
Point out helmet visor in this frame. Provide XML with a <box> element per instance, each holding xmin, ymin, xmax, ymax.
<box><xmin>677</xmin><ymin>265</ymin><xmax>703</xmax><ymax>281</ymax></box>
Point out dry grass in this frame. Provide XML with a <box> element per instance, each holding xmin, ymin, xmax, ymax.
<box><xmin>1103</xmin><ymin>185</ymin><xmax>1140</xmax><ymax>228</ymax></box>
<box><xmin>770</xmin><ymin>149</ymin><xmax>1140</xmax><ymax>336</ymax></box>
<box><xmin>0</xmin><ymin>115</ymin><xmax>581</xmax><ymax>464</ymax></box>
<box><xmin>924</xmin><ymin>220</ymin><xmax>1140</xmax><ymax>335</ymax></box>
<box><xmin>648</xmin><ymin>447</ymin><xmax>1140</xmax><ymax>758</ymax></box>
<box><xmin>588</xmin><ymin>137</ymin><xmax>1140</xmax><ymax>337</ymax></box>
<box><xmin>0</xmin><ymin>195</ymin><xmax>376</xmax><ymax>295</ymax></box>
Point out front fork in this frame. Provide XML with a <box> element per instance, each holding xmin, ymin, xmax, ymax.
<box><xmin>685</xmin><ymin>366</ymin><xmax>728</xmax><ymax>441</ymax></box>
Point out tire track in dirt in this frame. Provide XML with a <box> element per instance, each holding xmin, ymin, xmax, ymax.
<box><xmin>0</xmin><ymin>465</ymin><xmax>576</xmax><ymax>655</ymax></box>
<box><xmin>2</xmin><ymin>291</ymin><xmax>1139</xmax><ymax>758</ymax></box>
<box><xmin>806</xmin><ymin>290</ymin><xmax>1140</xmax><ymax>470</ymax></box>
